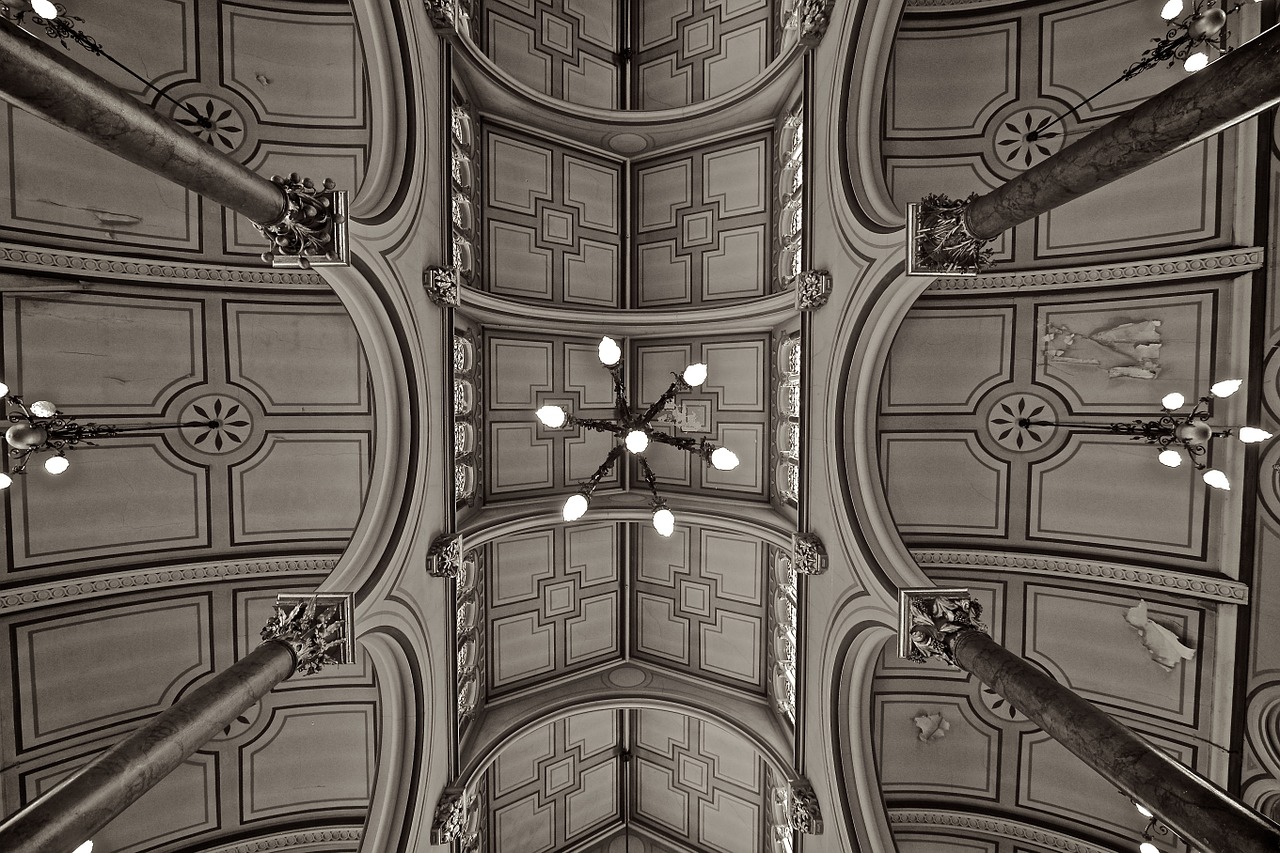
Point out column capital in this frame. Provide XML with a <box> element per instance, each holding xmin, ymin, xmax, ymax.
<box><xmin>428</xmin><ymin>533</ymin><xmax>465</xmax><ymax>578</ymax></box>
<box><xmin>897</xmin><ymin>588</ymin><xmax>987</xmax><ymax>667</ymax></box>
<box><xmin>790</xmin><ymin>780</ymin><xmax>824</xmax><ymax>834</ymax></box>
<box><xmin>786</xmin><ymin>0</ymin><xmax>833</xmax><ymax>46</ymax></box>
<box><xmin>425</xmin><ymin>265</ymin><xmax>461</xmax><ymax>307</ymax></box>
<box><xmin>906</xmin><ymin>194</ymin><xmax>995</xmax><ymax>277</ymax></box>
<box><xmin>791</xmin><ymin>533</ymin><xmax>828</xmax><ymax>575</ymax></box>
<box><xmin>255</xmin><ymin>174</ymin><xmax>349</xmax><ymax>270</ymax></box>
<box><xmin>794</xmin><ymin>270</ymin><xmax>832</xmax><ymax>311</ymax></box>
<box><xmin>260</xmin><ymin>593</ymin><xmax>354</xmax><ymax>676</ymax></box>
<box><xmin>430</xmin><ymin>787</ymin><xmax>477</xmax><ymax>846</ymax></box>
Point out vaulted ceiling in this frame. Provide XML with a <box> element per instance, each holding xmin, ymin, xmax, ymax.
<box><xmin>0</xmin><ymin>1</ymin><xmax>1278</xmax><ymax>853</ymax></box>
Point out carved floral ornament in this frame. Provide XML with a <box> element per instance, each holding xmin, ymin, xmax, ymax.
<box><xmin>791</xmin><ymin>532</ymin><xmax>828</xmax><ymax>575</ymax></box>
<box><xmin>254</xmin><ymin>174</ymin><xmax>349</xmax><ymax>270</ymax></box>
<box><xmin>794</xmin><ymin>269</ymin><xmax>832</xmax><ymax>311</ymax></box>
<box><xmin>425</xmin><ymin>265</ymin><xmax>460</xmax><ymax>307</ymax></box>
<box><xmin>897</xmin><ymin>588</ymin><xmax>988</xmax><ymax>667</ymax></box>
<box><xmin>430</xmin><ymin>787</ymin><xmax>479</xmax><ymax>848</ymax></box>
<box><xmin>790</xmin><ymin>780</ymin><xmax>824</xmax><ymax>834</ymax></box>
<box><xmin>260</xmin><ymin>593</ymin><xmax>355</xmax><ymax>676</ymax></box>
<box><xmin>428</xmin><ymin>533</ymin><xmax>465</xmax><ymax>579</ymax></box>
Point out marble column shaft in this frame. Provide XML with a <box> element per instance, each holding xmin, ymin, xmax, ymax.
<box><xmin>0</xmin><ymin>17</ymin><xmax>285</xmax><ymax>225</ymax></box>
<box><xmin>0</xmin><ymin>640</ymin><xmax>297</xmax><ymax>853</ymax></box>
<box><xmin>964</xmin><ymin>24</ymin><xmax>1280</xmax><ymax>240</ymax></box>
<box><xmin>953</xmin><ymin>629</ymin><xmax>1280</xmax><ymax>853</ymax></box>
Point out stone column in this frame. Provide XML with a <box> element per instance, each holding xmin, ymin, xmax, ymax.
<box><xmin>0</xmin><ymin>16</ymin><xmax>346</xmax><ymax>268</ymax></box>
<box><xmin>899</xmin><ymin>590</ymin><xmax>1280</xmax><ymax>853</ymax></box>
<box><xmin>908</xmin><ymin>24</ymin><xmax>1280</xmax><ymax>275</ymax></box>
<box><xmin>0</xmin><ymin>594</ymin><xmax>354</xmax><ymax>853</ymax></box>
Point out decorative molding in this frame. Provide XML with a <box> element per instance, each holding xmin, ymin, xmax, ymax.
<box><xmin>888</xmin><ymin>809</ymin><xmax>1114</xmax><ymax>853</ymax></box>
<box><xmin>791</xmin><ymin>533</ymin><xmax>828</xmax><ymax>575</ymax></box>
<box><xmin>428</xmin><ymin>533</ymin><xmax>464</xmax><ymax>578</ymax></box>
<box><xmin>790</xmin><ymin>780</ymin><xmax>824</xmax><ymax>834</ymax></box>
<box><xmin>0</xmin><ymin>244</ymin><xmax>327</xmax><ymax>287</ymax></box>
<box><xmin>897</xmin><ymin>588</ymin><xmax>986</xmax><ymax>667</ymax></box>
<box><xmin>262</xmin><ymin>593</ymin><xmax>355</xmax><ymax>675</ymax></box>
<box><xmin>430</xmin><ymin>787</ymin><xmax>471</xmax><ymax>845</ymax></box>
<box><xmin>906</xmin><ymin>194</ymin><xmax>994</xmax><ymax>276</ymax></box>
<box><xmin>0</xmin><ymin>557</ymin><xmax>338</xmax><ymax>613</ymax></box>
<box><xmin>794</xmin><ymin>270</ymin><xmax>832</xmax><ymax>311</ymax></box>
<box><xmin>786</xmin><ymin>0</ymin><xmax>833</xmax><ymax>45</ymax></box>
<box><xmin>911</xmin><ymin>549</ymin><xmax>1249</xmax><ymax>604</ymax></box>
<box><xmin>255</xmin><ymin>174</ymin><xmax>349</xmax><ymax>270</ymax></box>
<box><xmin>197</xmin><ymin>828</ymin><xmax>363</xmax><ymax>853</ymax></box>
<box><xmin>926</xmin><ymin>247</ymin><xmax>1265</xmax><ymax>293</ymax></box>
<box><xmin>425</xmin><ymin>265</ymin><xmax>460</xmax><ymax>307</ymax></box>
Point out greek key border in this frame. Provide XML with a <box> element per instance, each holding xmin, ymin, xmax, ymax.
<box><xmin>889</xmin><ymin>809</ymin><xmax>1112</xmax><ymax>853</ymax></box>
<box><xmin>0</xmin><ymin>244</ymin><xmax>326</xmax><ymax>288</ymax></box>
<box><xmin>911</xmin><ymin>549</ymin><xmax>1248</xmax><ymax>605</ymax></box>
<box><xmin>926</xmin><ymin>247</ymin><xmax>1263</xmax><ymax>293</ymax></box>
<box><xmin>0</xmin><ymin>556</ymin><xmax>338</xmax><ymax>612</ymax></box>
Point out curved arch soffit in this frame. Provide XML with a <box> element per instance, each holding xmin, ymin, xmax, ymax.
<box><xmin>831</xmin><ymin>0</ymin><xmax>906</xmax><ymax>234</ymax></box>
<box><xmin>453</xmin><ymin>696</ymin><xmax>802</xmax><ymax>796</ymax></box>
<box><xmin>447</xmin><ymin>33</ymin><xmax>806</xmax><ymax>152</ymax></box>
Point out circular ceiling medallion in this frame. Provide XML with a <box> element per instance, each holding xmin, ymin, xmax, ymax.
<box><xmin>987</xmin><ymin>392</ymin><xmax>1056</xmax><ymax>453</ymax></box>
<box><xmin>172</xmin><ymin>95</ymin><xmax>246</xmax><ymax>154</ymax></box>
<box><xmin>607</xmin><ymin>133</ymin><xmax>648</xmax><ymax>154</ymax></box>
<box><xmin>990</xmin><ymin>107</ymin><xmax>1065</xmax><ymax>172</ymax></box>
<box><xmin>606</xmin><ymin>665</ymin><xmax>649</xmax><ymax>688</ymax></box>
<box><xmin>180</xmin><ymin>395</ymin><xmax>253</xmax><ymax>455</ymax></box>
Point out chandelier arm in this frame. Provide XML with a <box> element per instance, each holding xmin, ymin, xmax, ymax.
<box><xmin>638</xmin><ymin>376</ymin><xmax>691</xmax><ymax>425</ymax></box>
<box><xmin>637</xmin><ymin>456</ymin><xmax>662</xmax><ymax>503</ymax></box>
<box><xmin>567</xmin><ymin>416</ymin><xmax>623</xmax><ymax>435</ymax></box>
<box><xmin>608</xmin><ymin>364</ymin><xmax>630</xmax><ymax>420</ymax></box>
<box><xmin>646</xmin><ymin>430</ymin><xmax>699</xmax><ymax>453</ymax></box>
<box><xmin>581</xmin><ymin>445</ymin><xmax>626</xmax><ymax>495</ymax></box>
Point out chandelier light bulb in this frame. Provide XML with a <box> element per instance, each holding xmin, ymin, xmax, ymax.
<box><xmin>1139</xmin><ymin>843</ymin><xmax>1159</xmax><ymax>853</ymax></box>
<box><xmin>563</xmin><ymin>493</ymin><xmax>589</xmax><ymax>521</ymax></box>
<box><xmin>682</xmin><ymin>363</ymin><xmax>708</xmax><ymax>387</ymax></box>
<box><xmin>598</xmin><ymin>336</ymin><xmax>622</xmax><ymax>366</ymax></box>
<box><xmin>1157</xmin><ymin>449</ymin><xmax>1182</xmax><ymax>468</ymax></box>
<box><xmin>1238</xmin><ymin>427</ymin><xmax>1274</xmax><ymax>444</ymax></box>
<box><xmin>1159</xmin><ymin>0</ymin><xmax>1183</xmax><ymax>18</ymax></box>
<box><xmin>0</xmin><ymin>381</ymin><xmax>8</xmax><ymax>398</ymax></box>
<box><xmin>710</xmin><ymin>446</ymin><xmax>739</xmax><ymax>471</ymax></box>
<box><xmin>652</xmin><ymin>506</ymin><xmax>675</xmax><ymax>537</ymax></box>
<box><xmin>30</xmin><ymin>400</ymin><xmax>57</xmax><ymax>418</ymax></box>
<box><xmin>0</xmin><ymin>472</ymin><xmax>10</xmax><ymax>490</ymax></box>
<box><xmin>1210</xmin><ymin>378</ymin><xmax>1242</xmax><ymax>398</ymax></box>
<box><xmin>44</xmin><ymin>455</ymin><xmax>69</xmax><ymax>475</ymax></box>
<box><xmin>1183</xmin><ymin>51</ymin><xmax>1209</xmax><ymax>72</ymax></box>
<box><xmin>1202</xmin><ymin>468</ymin><xmax>1230</xmax><ymax>490</ymax></box>
<box><xmin>31</xmin><ymin>0</ymin><xmax>58</xmax><ymax>18</ymax></box>
<box><xmin>536</xmin><ymin>405</ymin><xmax>567</xmax><ymax>429</ymax></box>
<box><xmin>625</xmin><ymin>430</ymin><xmax>649</xmax><ymax>454</ymax></box>
<box><xmin>1134</xmin><ymin>803</ymin><xmax>1154</xmax><ymax>819</ymax></box>
<box><xmin>72</xmin><ymin>843</ymin><xmax>94</xmax><ymax>853</ymax></box>
<box><xmin>1160</xmin><ymin>392</ymin><xmax>1185</xmax><ymax>411</ymax></box>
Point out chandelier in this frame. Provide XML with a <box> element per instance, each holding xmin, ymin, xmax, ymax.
<box><xmin>1017</xmin><ymin>378</ymin><xmax>1272</xmax><ymax>491</ymax></box>
<box><xmin>0</xmin><ymin>381</ymin><xmax>216</xmax><ymax>488</ymax></box>
<box><xmin>534</xmin><ymin>336</ymin><xmax>740</xmax><ymax>536</ymax></box>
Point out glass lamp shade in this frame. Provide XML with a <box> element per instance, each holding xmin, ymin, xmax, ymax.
<box><xmin>682</xmin><ymin>363</ymin><xmax>708</xmax><ymax>387</ymax></box>
<box><xmin>44</xmin><ymin>455</ymin><xmax>69</xmax><ymax>475</ymax></box>
<box><xmin>710</xmin><ymin>446</ymin><xmax>740</xmax><ymax>470</ymax></box>
<box><xmin>1160</xmin><ymin>392</ymin><xmax>1185</xmax><ymax>410</ymax></box>
<box><xmin>598</xmin><ymin>336</ymin><xmax>622</xmax><ymax>366</ymax></box>
<box><xmin>0</xmin><ymin>472</ymin><xmax>10</xmax><ymax>490</ymax></box>
<box><xmin>1139</xmin><ymin>843</ymin><xmax>1159</xmax><ymax>853</ymax></box>
<box><xmin>1134</xmin><ymin>803</ymin><xmax>1154</xmax><ymax>819</ymax></box>
<box><xmin>1238</xmin><ymin>427</ymin><xmax>1273</xmax><ymax>444</ymax></box>
<box><xmin>1158</xmin><ymin>449</ymin><xmax>1182</xmax><ymax>468</ymax></box>
<box><xmin>563</xmin><ymin>493</ymin><xmax>589</xmax><ymax>521</ymax></box>
<box><xmin>1202</xmin><ymin>468</ymin><xmax>1230</xmax><ymax>490</ymax></box>
<box><xmin>1210</xmin><ymin>378</ymin><xmax>1242</xmax><ymax>398</ymax></box>
<box><xmin>72</xmin><ymin>842</ymin><xmax>94</xmax><ymax>853</ymax></box>
<box><xmin>29</xmin><ymin>400</ymin><xmax>56</xmax><ymax>418</ymax></box>
<box><xmin>31</xmin><ymin>0</ymin><xmax>58</xmax><ymax>17</ymax></box>
<box><xmin>1183</xmin><ymin>51</ymin><xmax>1210</xmax><ymax>72</ymax></box>
<box><xmin>652</xmin><ymin>507</ymin><xmax>675</xmax><ymax>537</ymax></box>
<box><xmin>536</xmin><ymin>405</ymin><xmax>567</xmax><ymax>428</ymax></box>
<box><xmin>5</xmin><ymin>422</ymin><xmax>47</xmax><ymax>450</ymax></box>
<box><xmin>0</xmin><ymin>381</ymin><xmax>8</xmax><ymax>398</ymax></box>
<box><xmin>625</xmin><ymin>430</ymin><xmax>649</xmax><ymax>454</ymax></box>
<box><xmin>1160</xmin><ymin>0</ymin><xmax>1184</xmax><ymax>17</ymax></box>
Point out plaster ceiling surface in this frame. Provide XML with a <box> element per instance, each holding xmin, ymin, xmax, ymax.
<box><xmin>3</xmin><ymin>1</ymin><xmax>1280</xmax><ymax>853</ymax></box>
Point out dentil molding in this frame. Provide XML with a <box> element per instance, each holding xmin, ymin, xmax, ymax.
<box><xmin>0</xmin><ymin>243</ymin><xmax>327</xmax><ymax>288</ymax></box>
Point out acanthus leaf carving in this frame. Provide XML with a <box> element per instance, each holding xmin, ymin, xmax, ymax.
<box><xmin>426</xmin><ymin>265</ymin><xmax>461</xmax><ymax>307</ymax></box>
<box><xmin>428</xmin><ymin>533</ymin><xmax>464</xmax><ymax>579</ymax></box>
<box><xmin>791</xmin><ymin>533</ymin><xmax>828</xmax><ymax>575</ymax></box>
<box><xmin>897</xmin><ymin>588</ymin><xmax>987</xmax><ymax>667</ymax></box>
<box><xmin>260</xmin><ymin>593</ymin><xmax>354</xmax><ymax>676</ymax></box>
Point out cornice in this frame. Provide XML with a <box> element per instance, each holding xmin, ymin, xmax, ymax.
<box><xmin>1</xmin><ymin>243</ymin><xmax>327</xmax><ymax>288</ymax></box>
<box><xmin>926</xmin><ymin>247</ymin><xmax>1264</xmax><ymax>293</ymax></box>
<box><xmin>911</xmin><ymin>549</ymin><xmax>1248</xmax><ymax>605</ymax></box>
<box><xmin>889</xmin><ymin>809</ymin><xmax>1112</xmax><ymax>853</ymax></box>
<box><xmin>0</xmin><ymin>556</ymin><xmax>338</xmax><ymax>612</ymax></box>
<box><xmin>197</xmin><ymin>828</ymin><xmax>363</xmax><ymax>853</ymax></box>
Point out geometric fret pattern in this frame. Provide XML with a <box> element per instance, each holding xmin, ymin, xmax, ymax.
<box><xmin>633</xmin><ymin>522</ymin><xmax>768</xmax><ymax>693</ymax></box>
<box><xmin>482</xmin><ymin>0</ymin><xmax>620</xmax><ymax>108</ymax></box>
<box><xmin>483</xmin><ymin>125</ymin><xmax>623</xmax><ymax>307</ymax></box>
<box><xmin>485</xmin><ymin>524</ymin><xmax>622</xmax><ymax>696</ymax></box>
<box><xmin>633</xmin><ymin>0</ymin><xmax>776</xmax><ymax>109</ymax></box>
<box><xmin>634</xmin><ymin>133</ymin><xmax>773</xmax><ymax>307</ymax></box>
<box><xmin>633</xmin><ymin>709</ymin><xmax>767</xmax><ymax>853</ymax></box>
